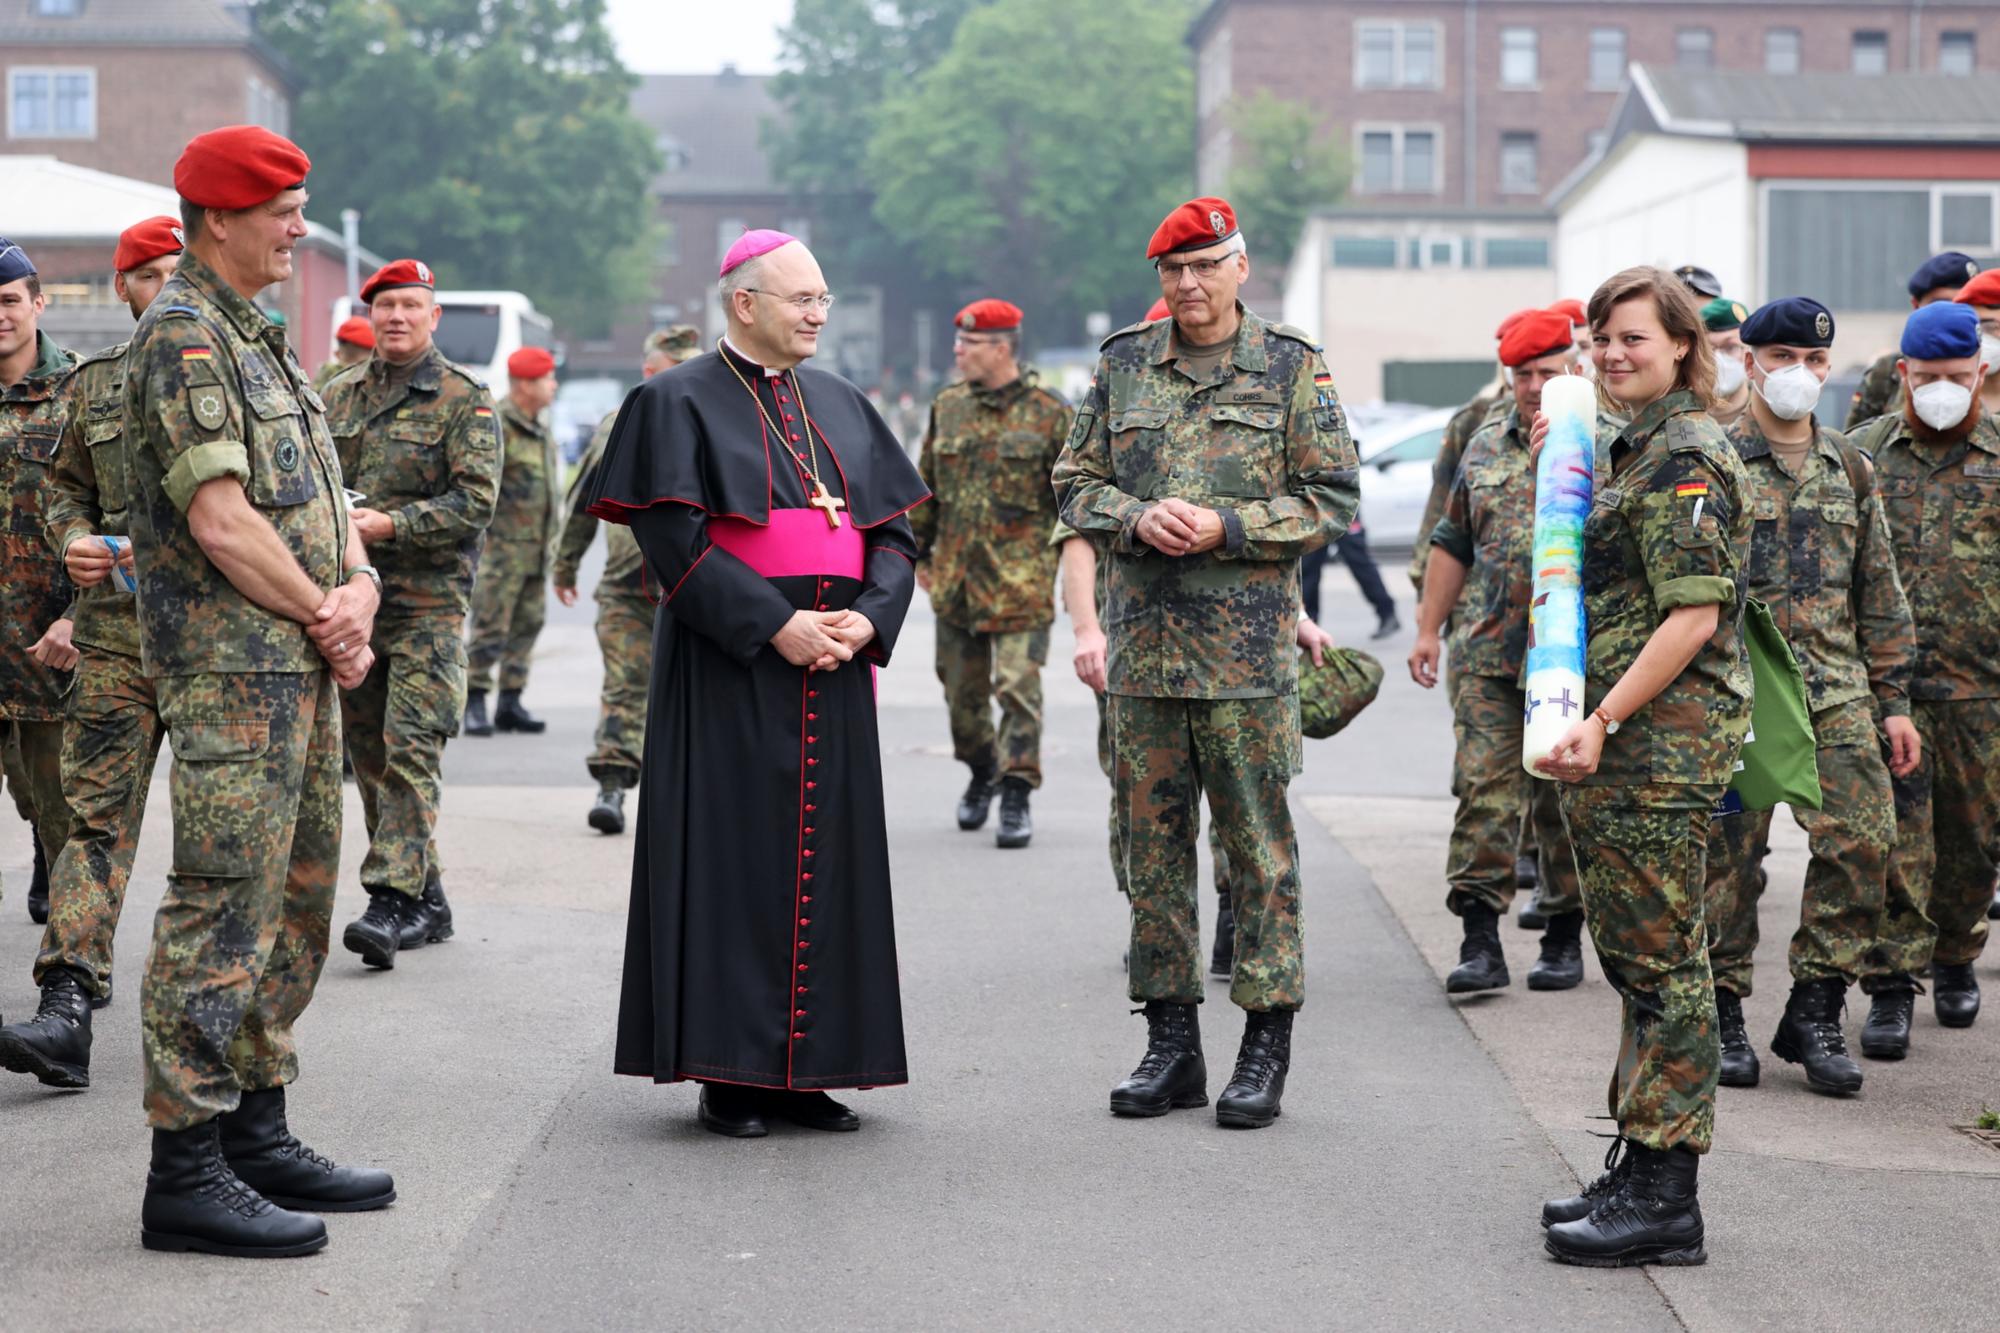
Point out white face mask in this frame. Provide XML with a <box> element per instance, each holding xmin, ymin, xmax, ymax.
<box><xmin>1981</xmin><ymin>334</ymin><xmax>2000</xmax><ymax>373</ymax></box>
<box><xmin>1712</xmin><ymin>355</ymin><xmax>1746</xmax><ymax>398</ymax></box>
<box><xmin>1753</xmin><ymin>359</ymin><xmax>1821</xmax><ymax>421</ymax></box>
<box><xmin>1913</xmin><ymin>380</ymin><xmax>1975</xmax><ymax>431</ymax></box>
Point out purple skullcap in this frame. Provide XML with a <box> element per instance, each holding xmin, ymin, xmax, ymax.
<box><xmin>720</xmin><ymin>229</ymin><xmax>798</xmax><ymax>278</ymax></box>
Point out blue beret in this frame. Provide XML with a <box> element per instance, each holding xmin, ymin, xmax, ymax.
<box><xmin>1741</xmin><ymin>297</ymin><xmax>1834</xmax><ymax>349</ymax></box>
<box><xmin>0</xmin><ymin>236</ymin><xmax>34</xmax><ymax>287</ymax></box>
<box><xmin>1902</xmin><ymin>302</ymin><xmax>1981</xmax><ymax>360</ymax></box>
<box><xmin>1909</xmin><ymin>251</ymin><xmax>1980</xmax><ymax>298</ymax></box>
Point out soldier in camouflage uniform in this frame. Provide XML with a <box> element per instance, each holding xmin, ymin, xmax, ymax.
<box><xmin>554</xmin><ymin>325</ymin><xmax>698</xmax><ymax>834</ymax></box>
<box><xmin>1407</xmin><ymin>382</ymin><xmax>1507</xmax><ymax>594</ymax></box>
<box><xmin>914</xmin><ymin>299</ymin><xmax>1071</xmax><ymax>849</ymax></box>
<box><xmin>1849</xmin><ymin>301</ymin><xmax>2000</xmax><ymax>1049</ymax></box>
<box><xmin>1408</xmin><ymin>310</ymin><xmax>1585</xmax><ymax>998</ymax></box>
<box><xmin>464</xmin><ymin>346</ymin><xmax>562</xmax><ymax>735</ymax></box>
<box><xmin>311</xmin><ymin>316</ymin><xmax>373</xmax><ymax>392</ymax></box>
<box><xmin>1053</xmin><ymin>198</ymin><xmax>1356</xmax><ymax>1130</ymax></box>
<box><xmin>1701</xmin><ymin>298</ymin><xmax>1920</xmax><ymax>1098</ymax></box>
<box><xmin>322</xmin><ymin>259</ymin><xmax>500</xmax><ymax>972</ymax></box>
<box><xmin>0</xmin><ymin>219</ymin><xmax>181</xmax><ymax>1091</ymax></box>
<box><xmin>1845</xmin><ymin>252</ymin><xmax>1978</xmax><ymax>430</ymax></box>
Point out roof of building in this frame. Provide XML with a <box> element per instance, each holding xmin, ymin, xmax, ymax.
<box><xmin>1</xmin><ymin>0</ymin><xmax>256</xmax><ymax>44</ymax></box>
<box><xmin>1631</xmin><ymin>65</ymin><xmax>2000</xmax><ymax>142</ymax></box>
<box><xmin>629</xmin><ymin>69</ymin><xmax>783</xmax><ymax>198</ymax></box>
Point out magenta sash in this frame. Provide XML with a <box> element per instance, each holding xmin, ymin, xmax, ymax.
<box><xmin>708</xmin><ymin>509</ymin><xmax>865</xmax><ymax>580</ymax></box>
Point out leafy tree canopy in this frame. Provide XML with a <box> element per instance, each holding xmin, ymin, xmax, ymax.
<box><xmin>1225</xmin><ymin>92</ymin><xmax>1349</xmax><ymax>273</ymax></box>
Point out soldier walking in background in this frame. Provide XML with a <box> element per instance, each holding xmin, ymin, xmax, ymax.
<box><xmin>1846</xmin><ymin>252</ymin><xmax>1979</xmax><ymax>430</ymax></box>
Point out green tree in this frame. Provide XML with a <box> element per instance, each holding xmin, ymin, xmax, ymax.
<box><xmin>865</xmin><ymin>0</ymin><xmax>1195</xmax><ymax>334</ymax></box>
<box><xmin>1225</xmin><ymin>92</ymin><xmax>1349</xmax><ymax>272</ymax></box>
<box><xmin>254</xmin><ymin>0</ymin><xmax>657</xmax><ymax>336</ymax></box>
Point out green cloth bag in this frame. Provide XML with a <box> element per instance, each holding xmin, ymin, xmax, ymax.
<box><xmin>1298</xmin><ymin>648</ymin><xmax>1384</xmax><ymax>740</ymax></box>
<box><xmin>1730</xmin><ymin>597</ymin><xmax>1821</xmax><ymax>811</ymax></box>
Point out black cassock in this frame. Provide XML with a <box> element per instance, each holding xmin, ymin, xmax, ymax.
<box><xmin>584</xmin><ymin>343</ymin><xmax>929</xmax><ymax>1091</ymax></box>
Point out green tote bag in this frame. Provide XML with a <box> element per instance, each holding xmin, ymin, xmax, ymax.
<box><xmin>1730</xmin><ymin>597</ymin><xmax>1822</xmax><ymax>811</ymax></box>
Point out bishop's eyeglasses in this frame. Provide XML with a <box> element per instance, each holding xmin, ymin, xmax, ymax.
<box><xmin>747</xmin><ymin>288</ymin><xmax>837</xmax><ymax>312</ymax></box>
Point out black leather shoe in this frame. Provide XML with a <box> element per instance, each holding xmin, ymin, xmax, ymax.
<box><xmin>1527</xmin><ymin>911</ymin><xmax>1584</xmax><ymax>991</ymax></box>
<box><xmin>1934</xmin><ymin>962</ymin><xmax>1981</xmax><ymax>1028</ymax></box>
<box><xmin>1447</xmin><ymin>903</ymin><xmax>1509</xmax><ymax>993</ymax></box>
<box><xmin>0</xmin><ymin>966</ymin><xmax>92</xmax><ymax>1088</ymax></box>
<box><xmin>1370</xmin><ymin>611</ymin><xmax>1401</xmax><ymax>641</ymax></box>
<box><xmin>494</xmin><ymin>689</ymin><xmax>546</xmax><ymax>733</ymax></box>
<box><xmin>1210</xmin><ymin>887</ymin><xmax>1235</xmax><ymax>979</ymax></box>
<box><xmin>955</xmin><ymin>766</ymin><xmax>997</xmax><ymax>831</ymax></box>
<box><xmin>588</xmin><ymin>784</ymin><xmax>626</xmax><ymax>835</ymax></box>
<box><xmin>1861</xmin><ymin>978</ymin><xmax>1917</xmax><ymax>1059</ymax></box>
<box><xmin>1716</xmin><ymin>989</ymin><xmax>1759</xmax><ymax>1088</ymax></box>
<box><xmin>1542</xmin><ymin>1135</ymin><xmax>1632</xmax><ymax>1229</ymax></box>
<box><xmin>1771</xmin><ymin>977</ymin><xmax>1863</xmax><ymax>1095</ymax></box>
<box><xmin>1516</xmin><ymin>852</ymin><xmax>1541</xmax><ymax>892</ymax></box>
<box><xmin>1216</xmin><ymin>1009</ymin><xmax>1292</xmax><ymax>1129</ymax></box>
<box><xmin>463</xmin><ymin>689</ymin><xmax>493</xmax><ymax>737</ymax></box>
<box><xmin>697</xmin><ymin>1083</ymin><xmax>769</xmax><ymax>1138</ymax></box>
<box><xmin>1545</xmin><ymin>1143</ymin><xmax>1705</xmax><ymax>1267</ymax></box>
<box><xmin>341</xmin><ymin>886</ymin><xmax>406</xmax><ymax>970</ymax></box>
<box><xmin>995</xmin><ymin>777</ymin><xmax>1032</xmax><ymax>849</ymax></box>
<box><xmin>770</xmin><ymin>1090</ymin><xmax>860</xmax><ymax>1132</ymax></box>
<box><xmin>397</xmin><ymin>877</ymin><xmax>454</xmax><ymax>951</ymax></box>
<box><xmin>26</xmin><ymin>830</ymin><xmax>48</xmax><ymax>924</ymax></box>
<box><xmin>140</xmin><ymin>1121</ymin><xmax>328</xmax><ymax>1258</ymax></box>
<box><xmin>1516</xmin><ymin>853</ymin><xmax>1547</xmax><ymax>929</ymax></box>
<box><xmin>1110</xmin><ymin>1000</ymin><xmax>1207</xmax><ymax>1117</ymax></box>
<box><xmin>218</xmin><ymin>1087</ymin><xmax>395</xmax><ymax>1212</ymax></box>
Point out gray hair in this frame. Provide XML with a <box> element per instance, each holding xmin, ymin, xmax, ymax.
<box><xmin>719</xmin><ymin>254</ymin><xmax>765</xmax><ymax>302</ymax></box>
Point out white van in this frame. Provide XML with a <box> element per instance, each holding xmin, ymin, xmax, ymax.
<box><xmin>330</xmin><ymin>289</ymin><xmax>558</xmax><ymax>389</ymax></box>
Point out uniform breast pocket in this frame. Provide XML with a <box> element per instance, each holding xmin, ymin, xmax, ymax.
<box><xmin>14</xmin><ymin>423</ymin><xmax>59</xmax><ymax>465</ymax></box>
<box><xmin>1876</xmin><ymin>477</ymin><xmax>1919</xmax><ymax>540</ymax></box>
<box><xmin>84</xmin><ymin>416</ymin><xmax>128</xmax><ymax>515</ymax></box>
<box><xmin>995</xmin><ymin>430</ymin><xmax>1055</xmax><ymax>521</ymax></box>
<box><xmin>1810</xmin><ymin>497</ymin><xmax>1859</xmax><ymax>585</ymax></box>
<box><xmin>388</xmin><ymin>421</ymin><xmax>450</xmax><ymax>495</ymax></box>
<box><xmin>1580</xmin><ymin>496</ymin><xmax>1628</xmax><ymax>595</ymax></box>
<box><xmin>1950</xmin><ymin>481</ymin><xmax>2000</xmax><ymax>561</ymax></box>
<box><xmin>1108</xmin><ymin>406</ymin><xmax>1171</xmax><ymax>497</ymax></box>
<box><xmin>246</xmin><ymin>390</ymin><xmax>320</xmax><ymax>509</ymax></box>
<box><xmin>1203</xmin><ymin>403</ymin><xmax>1285</xmax><ymax>498</ymax></box>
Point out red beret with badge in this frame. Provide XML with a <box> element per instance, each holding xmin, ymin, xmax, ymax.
<box><xmin>360</xmin><ymin>258</ymin><xmax>435</xmax><ymax>304</ymax></box>
<box><xmin>954</xmin><ymin>299</ymin><xmax>1023</xmax><ymax>332</ymax></box>
<box><xmin>508</xmin><ymin>347</ymin><xmax>556</xmax><ymax>379</ymax></box>
<box><xmin>1148</xmin><ymin>196</ymin><xmax>1240</xmax><ymax>260</ymax></box>
<box><xmin>1498</xmin><ymin>309</ymin><xmax>1576</xmax><ymax>369</ymax></box>
<box><xmin>1953</xmin><ymin>270</ymin><xmax>2000</xmax><ymax>309</ymax></box>
<box><xmin>173</xmin><ymin>125</ymin><xmax>311</xmax><ymax>211</ymax></box>
<box><xmin>335</xmin><ymin>317</ymin><xmax>376</xmax><ymax>350</ymax></box>
<box><xmin>113</xmin><ymin>216</ymin><xmax>184</xmax><ymax>273</ymax></box>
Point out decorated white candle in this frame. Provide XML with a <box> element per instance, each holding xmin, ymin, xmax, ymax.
<box><xmin>1522</xmin><ymin>374</ymin><xmax>1596</xmax><ymax>776</ymax></box>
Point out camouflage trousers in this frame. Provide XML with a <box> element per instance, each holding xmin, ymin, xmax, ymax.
<box><xmin>341</xmin><ymin>622</ymin><xmax>465</xmax><ymax>898</ymax></box>
<box><xmin>1446</xmin><ymin>672</ymin><xmax>1581</xmax><ymax>918</ymax></box>
<box><xmin>467</xmin><ymin>538</ymin><xmax>549</xmax><ymax>695</ymax></box>
<box><xmin>1705</xmin><ymin>698</ymin><xmax>1893</xmax><ymax>997</ymax></box>
<box><xmin>143</xmin><ymin>670</ymin><xmax>340</xmax><ymax>1130</ymax></box>
<box><xmin>1557</xmin><ymin>781</ymin><xmax>1723</xmax><ymax>1155</ymax></box>
<box><xmin>936</xmin><ymin>619</ymin><xmax>1048</xmax><ymax>787</ymax></box>
<box><xmin>1113</xmin><ymin>693</ymin><xmax>1303</xmax><ymax>1011</ymax></box>
<box><xmin>36</xmin><ymin>649</ymin><xmax>163</xmax><ymax>997</ymax></box>
<box><xmin>1094</xmin><ymin>690</ymin><xmax>1227</xmax><ymax>901</ymax></box>
<box><xmin>1</xmin><ymin>718</ymin><xmax>72</xmax><ymax>909</ymax></box>
<box><xmin>1882</xmin><ymin>697</ymin><xmax>2000</xmax><ymax>977</ymax></box>
<box><xmin>589</xmin><ymin>589</ymin><xmax>653</xmax><ymax>788</ymax></box>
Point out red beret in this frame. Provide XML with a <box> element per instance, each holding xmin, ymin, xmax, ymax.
<box><xmin>1954</xmin><ymin>270</ymin><xmax>2000</xmax><ymax>309</ymax></box>
<box><xmin>1148</xmin><ymin>196</ymin><xmax>1239</xmax><ymax>260</ymax></box>
<box><xmin>113</xmin><ymin>216</ymin><xmax>184</xmax><ymax>273</ymax></box>
<box><xmin>508</xmin><ymin>347</ymin><xmax>556</xmax><ymax>379</ymax></box>
<box><xmin>1144</xmin><ymin>298</ymin><xmax>1171</xmax><ymax>322</ymax></box>
<box><xmin>1547</xmin><ymin>298</ymin><xmax>1587</xmax><ymax>325</ymax></box>
<box><xmin>1499</xmin><ymin>310</ymin><xmax>1576</xmax><ymax>369</ymax></box>
<box><xmin>360</xmin><ymin>258</ymin><xmax>435</xmax><ymax>304</ymax></box>
<box><xmin>174</xmin><ymin>125</ymin><xmax>311</xmax><ymax>211</ymax></box>
<box><xmin>335</xmin><ymin>317</ymin><xmax>375</xmax><ymax>349</ymax></box>
<box><xmin>954</xmin><ymin>299</ymin><xmax>1023</xmax><ymax>332</ymax></box>
<box><xmin>1494</xmin><ymin>308</ymin><xmax>1535</xmax><ymax>342</ymax></box>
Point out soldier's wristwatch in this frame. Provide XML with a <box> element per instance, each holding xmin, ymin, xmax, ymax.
<box><xmin>344</xmin><ymin>563</ymin><xmax>383</xmax><ymax>599</ymax></box>
<box><xmin>1591</xmin><ymin>706</ymin><xmax>1621</xmax><ymax>736</ymax></box>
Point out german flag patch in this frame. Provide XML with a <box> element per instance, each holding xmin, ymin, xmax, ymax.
<box><xmin>473</xmin><ymin>406</ymin><xmax>493</xmax><ymax>418</ymax></box>
<box><xmin>180</xmin><ymin>347</ymin><xmax>214</xmax><ymax>363</ymax></box>
<box><xmin>1675</xmin><ymin>481</ymin><xmax>1709</xmax><ymax>498</ymax></box>
<box><xmin>1313</xmin><ymin>369</ymin><xmax>1333</xmax><ymax>387</ymax></box>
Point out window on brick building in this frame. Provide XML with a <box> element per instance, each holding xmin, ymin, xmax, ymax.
<box><xmin>31</xmin><ymin>0</ymin><xmax>82</xmax><ymax>15</ymax></box>
<box><xmin>1941</xmin><ymin>31</ymin><xmax>1977</xmax><ymax>76</ymax></box>
<box><xmin>1500</xmin><ymin>133</ymin><xmax>1538</xmax><ymax>194</ymax></box>
<box><xmin>245</xmin><ymin>76</ymin><xmax>290</xmax><ymax>135</ymax></box>
<box><xmin>8</xmin><ymin>67</ymin><xmax>95</xmax><ymax>139</ymax></box>
<box><xmin>1853</xmin><ymin>30</ymin><xmax>1889</xmax><ymax>75</ymax></box>
<box><xmin>1765</xmin><ymin>29</ymin><xmax>1801</xmax><ymax>75</ymax></box>
<box><xmin>1403</xmin><ymin>130</ymin><xmax>1437</xmax><ymax>191</ymax></box>
<box><xmin>1589</xmin><ymin>28</ymin><xmax>1626</xmax><ymax>90</ymax></box>
<box><xmin>1676</xmin><ymin>29</ymin><xmax>1713</xmax><ymax>71</ymax></box>
<box><xmin>1501</xmin><ymin>28</ymin><xmax>1538</xmax><ymax>87</ymax></box>
<box><xmin>1330</xmin><ymin>237</ymin><xmax>1398</xmax><ymax>269</ymax></box>
<box><xmin>1356</xmin><ymin>126</ymin><xmax>1441</xmax><ymax>194</ymax></box>
<box><xmin>1355</xmin><ymin>20</ymin><xmax>1442</xmax><ymax>90</ymax></box>
<box><xmin>1938</xmin><ymin>190</ymin><xmax>1996</xmax><ymax>252</ymax></box>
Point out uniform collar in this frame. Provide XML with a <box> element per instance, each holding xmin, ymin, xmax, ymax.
<box><xmin>969</xmin><ymin>373</ymin><xmax>1027</xmax><ymax>406</ymax></box>
<box><xmin>1149</xmin><ymin>303</ymin><xmax>1270</xmax><ymax>378</ymax></box>
<box><xmin>1613</xmin><ymin>389</ymin><xmax>1701</xmax><ymax>450</ymax></box>
<box><xmin>501</xmin><ymin>397</ymin><xmax>547</xmax><ymax>435</ymax></box>
<box><xmin>176</xmin><ymin>249</ymin><xmax>279</xmax><ymax>344</ymax></box>
<box><xmin>2</xmin><ymin>331</ymin><xmax>77</xmax><ymax>401</ymax></box>
<box><xmin>368</xmin><ymin>342</ymin><xmax>444</xmax><ymax>393</ymax></box>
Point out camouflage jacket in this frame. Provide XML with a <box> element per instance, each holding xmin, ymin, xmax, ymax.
<box><xmin>323</xmin><ymin>343</ymin><xmax>500</xmax><ymax>627</ymax></box>
<box><xmin>45</xmin><ymin>341</ymin><xmax>142</xmax><ymax>658</ymax></box>
<box><xmin>1853</xmin><ymin>409</ymin><xmax>2000</xmax><ymax>699</ymax></box>
<box><xmin>1581</xmin><ymin>391</ymin><xmax>1754</xmax><ymax>786</ymax></box>
<box><xmin>122</xmin><ymin>250</ymin><xmax>348</xmax><ymax>677</ymax></box>
<box><xmin>912</xmin><ymin>374</ymin><xmax>1071</xmax><ymax>632</ymax></box>
<box><xmin>0</xmin><ymin>330</ymin><xmax>78</xmax><ymax>718</ymax></box>
<box><xmin>312</xmin><ymin>356</ymin><xmax>360</xmax><ymax>393</ymax></box>
<box><xmin>1429</xmin><ymin>407</ymin><xmax>1534</xmax><ymax>685</ymax></box>
<box><xmin>554</xmin><ymin>409</ymin><xmax>646</xmax><ymax>598</ymax></box>
<box><xmin>1408</xmin><ymin>389</ymin><xmax>1509</xmax><ymax>589</ymax></box>
<box><xmin>491</xmin><ymin>398</ymin><xmax>561</xmax><ymax>553</ymax></box>
<box><xmin>1051</xmin><ymin>305</ymin><xmax>1359</xmax><ymax>699</ymax></box>
<box><xmin>1725</xmin><ymin>416</ymin><xmax>1914</xmax><ymax>717</ymax></box>
<box><xmin>1844</xmin><ymin>348</ymin><xmax>1904</xmax><ymax>431</ymax></box>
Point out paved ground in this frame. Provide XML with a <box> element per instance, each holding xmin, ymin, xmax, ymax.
<box><xmin>1</xmin><ymin>546</ymin><xmax>1996</xmax><ymax>1329</ymax></box>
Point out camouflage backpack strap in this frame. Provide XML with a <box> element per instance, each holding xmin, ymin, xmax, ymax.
<box><xmin>1831</xmin><ymin>431</ymin><xmax>1874</xmax><ymax>504</ymax></box>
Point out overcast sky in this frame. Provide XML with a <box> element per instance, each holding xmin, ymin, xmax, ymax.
<box><xmin>605</xmin><ymin>0</ymin><xmax>795</xmax><ymax>74</ymax></box>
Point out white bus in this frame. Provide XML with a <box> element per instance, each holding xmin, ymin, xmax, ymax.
<box><xmin>331</xmin><ymin>289</ymin><xmax>558</xmax><ymax>389</ymax></box>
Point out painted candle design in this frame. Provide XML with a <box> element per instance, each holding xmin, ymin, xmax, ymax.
<box><xmin>1522</xmin><ymin>374</ymin><xmax>1596</xmax><ymax>776</ymax></box>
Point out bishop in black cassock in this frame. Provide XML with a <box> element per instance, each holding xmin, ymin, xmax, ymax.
<box><xmin>583</xmin><ymin>232</ymin><xmax>929</xmax><ymax>1137</ymax></box>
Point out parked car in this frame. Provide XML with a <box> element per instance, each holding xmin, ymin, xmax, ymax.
<box><xmin>1354</xmin><ymin>405</ymin><xmax>1458</xmax><ymax>550</ymax></box>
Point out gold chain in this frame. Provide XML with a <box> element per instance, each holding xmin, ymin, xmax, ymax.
<box><xmin>718</xmin><ymin>341</ymin><xmax>828</xmax><ymax>493</ymax></box>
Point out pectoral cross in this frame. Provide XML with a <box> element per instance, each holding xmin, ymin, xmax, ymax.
<box><xmin>809</xmin><ymin>480</ymin><xmax>846</xmax><ymax>529</ymax></box>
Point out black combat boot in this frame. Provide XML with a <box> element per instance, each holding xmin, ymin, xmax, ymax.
<box><xmin>1770</xmin><ymin>976</ymin><xmax>1864</xmax><ymax>1095</ymax></box>
<box><xmin>1446</xmin><ymin>903</ymin><xmax>1509</xmax><ymax>993</ymax></box>
<box><xmin>995</xmin><ymin>777</ymin><xmax>1032</xmax><ymax>849</ymax></box>
<box><xmin>1933</xmin><ymin>961</ymin><xmax>1981</xmax><ymax>1028</ymax></box>
<box><xmin>697</xmin><ymin>1082</ymin><xmax>769</xmax><ymax>1138</ymax></box>
<box><xmin>1210</xmin><ymin>887</ymin><xmax>1235</xmax><ymax>979</ymax></box>
<box><xmin>1716</xmin><ymin>988</ymin><xmax>1759</xmax><ymax>1087</ymax></box>
<box><xmin>218</xmin><ymin>1087</ymin><xmax>395</xmax><ymax>1212</ymax></box>
<box><xmin>1527</xmin><ymin>911</ymin><xmax>1585</xmax><ymax>991</ymax></box>
<box><xmin>26</xmin><ymin>829</ymin><xmax>48</xmax><ymax>924</ymax></box>
<box><xmin>463</xmin><ymin>689</ymin><xmax>493</xmax><ymax>736</ymax></box>
<box><xmin>493</xmin><ymin>689</ymin><xmax>546</xmax><ymax>733</ymax></box>
<box><xmin>1542</xmin><ymin>1135</ymin><xmax>1632</xmax><ymax>1229</ymax></box>
<box><xmin>140</xmin><ymin>1120</ymin><xmax>328</xmax><ymax>1257</ymax></box>
<box><xmin>1545</xmin><ymin>1142</ymin><xmax>1705</xmax><ymax>1267</ymax></box>
<box><xmin>1516</xmin><ymin>886</ymin><xmax>1548</xmax><ymax>931</ymax></box>
<box><xmin>1215</xmin><ymin>1009</ymin><xmax>1292</xmax><ymax>1129</ymax></box>
<box><xmin>341</xmin><ymin>886</ymin><xmax>406</xmax><ymax>970</ymax></box>
<box><xmin>768</xmin><ymin>1090</ymin><xmax>861</xmax><ymax>1132</ymax></box>
<box><xmin>1860</xmin><ymin>975</ymin><xmax>1917</xmax><ymax>1059</ymax></box>
<box><xmin>0</xmin><ymin>966</ymin><xmax>92</xmax><ymax>1087</ymax></box>
<box><xmin>396</xmin><ymin>876</ymin><xmax>454</xmax><ymax>951</ymax></box>
<box><xmin>588</xmin><ymin>783</ymin><xmax>626</xmax><ymax>834</ymax></box>
<box><xmin>1109</xmin><ymin>1000</ymin><xmax>1207</xmax><ymax>1117</ymax></box>
<box><xmin>955</xmin><ymin>764</ymin><xmax>997</xmax><ymax>830</ymax></box>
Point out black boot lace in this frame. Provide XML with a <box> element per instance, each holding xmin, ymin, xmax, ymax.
<box><xmin>32</xmin><ymin>971</ymin><xmax>87</xmax><ymax>1025</ymax></box>
<box><xmin>1227</xmin><ymin>1020</ymin><xmax>1290</xmax><ymax>1093</ymax></box>
<box><xmin>275</xmin><ymin>1132</ymin><xmax>338</xmax><ymax>1174</ymax></box>
<box><xmin>1127</xmin><ymin>1005</ymin><xmax>1193</xmax><ymax>1080</ymax></box>
<box><xmin>1578</xmin><ymin>1132</ymin><xmax>1633</xmax><ymax>1213</ymax></box>
<box><xmin>1797</xmin><ymin>985</ymin><xmax>1852</xmax><ymax>1057</ymax></box>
